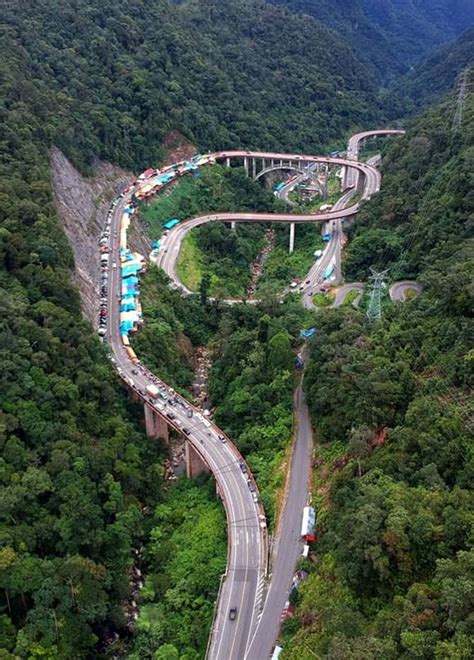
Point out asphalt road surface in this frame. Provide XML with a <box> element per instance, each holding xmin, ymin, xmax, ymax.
<box><xmin>102</xmin><ymin>129</ymin><xmax>406</xmax><ymax>659</ymax></box>
<box><xmin>106</xmin><ymin>196</ymin><xmax>267</xmax><ymax>660</ymax></box>
<box><xmin>245</xmin><ymin>380</ymin><xmax>313</xmax><ymax>659</ymax></box>
<box><xmin>389</xmin><ymin>280</ymin><xmax>423</xmax><ymax>301</ymax></box>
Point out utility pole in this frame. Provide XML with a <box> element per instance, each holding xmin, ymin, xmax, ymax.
<box><xmin>366</xmin><ymin>268</ymin><xmax>388</xmax><ymax>322</ymax></box>
<box><xmin>452</xmin><ymin>67</ymin><xmax>470</xmax><ymax>133</ymax></box>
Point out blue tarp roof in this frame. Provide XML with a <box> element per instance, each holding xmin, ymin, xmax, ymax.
<box><xmin>300</xmin><ymin>327</ymin><xmax>317</xmax><ymax>339</ymax></box>
<box><xmin>120</xmin><ymin>321</ymin><xmax>134</xmax><ymax>334</ymax></box>
<box><xmin>156</xmin><ymin>173</ymin><xmax>175</xmax><ymax>184</ymax></box>
<box><xmin>121</xmin><ymin>264</ymin><xmax>142</xmax><ymax>277</ymax></box>
<box><xmin>120</xmin><ymin>302</ymin><xmax>137</xmax><ymax>311</ymax></box>
<box><xmin>122</xmin><ymin>275</ymin><xmax>139</xmax><ymax>284</ymax></box>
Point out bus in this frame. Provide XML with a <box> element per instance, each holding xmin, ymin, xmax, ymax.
<box><xmin>323</xmin><ymin>264</ymin><xmax>334</xmax><ymax>280</ymax></box>
<box><xmin>163</xmin><ymin>218</ymin><xmax>180</xmax><ymax>230</ymax></box>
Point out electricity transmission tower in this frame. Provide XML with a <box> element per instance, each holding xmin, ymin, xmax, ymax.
<box><xmin>366</xmin><ymin>268</ymin><xmax>389</xmax><ymax>322</ymax></box>
<box><xmin>452</xmin><ymin>67</ymin><xmax>470</xmax><ymax>132</ymax></box>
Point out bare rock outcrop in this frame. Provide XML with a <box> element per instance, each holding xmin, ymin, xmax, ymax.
<box><xmin>50</xmin><ymin>147</ymin><xmax>134</xmax><ymax>326</ymax></box>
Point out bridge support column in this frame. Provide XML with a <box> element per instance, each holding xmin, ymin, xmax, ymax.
<box><xmin>144</xmin><ymin>404</ymin><xmax>169</xmax><ymax>443</ymax></box>
<box><xmin>342</xmin><ymin>165</ymin><xmax>347</xmax><ymax>190</ymax></box>
<box><xmin>356</xmin><ymin>171</ymin><xmax>364</xmax><ymax>194</ymax></box>
<box><xmin>231</xmin><ymin>221</ymin><xmax>236</xmax><ymax>231</ymax></box>
<box><xmin>289</xmin><ymin>222</ymin><xmax>295</xmax><ymax>254</ymax></box>
<box><xmin>252</xmin><ymin>158</ymin><xmax>256</xmax><ymax>179</ymax></box>
<box><xmin>226</xmin><ymin>157</ymin><xmax>230</xmax><ymax>167</ymax></box>
<box><xmin>185</xmin><ymin>441</ymin><xmax>210</xmax><ymax>479</ymax></box>
<box><xmin>244</xmin><ymin>157</ymin><xmax>249</xmax><ymax>176</ymax></box>
<box><xmin>271</xmin><ymin>159</ymin><xmax>274</xmax><ymax>168</ymax></box>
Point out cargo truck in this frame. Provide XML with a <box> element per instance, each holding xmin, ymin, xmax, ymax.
<box><xmin>146</xmin><ymin>384</ymin><xmax>160</xmax><ymax>398</ymax></box>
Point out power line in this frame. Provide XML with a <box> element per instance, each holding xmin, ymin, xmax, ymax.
<box><xmin>366</xmin><ymin>268</ymin><xmax>389</xmax><ymax>322</ymax></box>
<box><xmin>452</xmin><ymin>67</ymin><xmax>470</xmax><ymax>133</ymax></box>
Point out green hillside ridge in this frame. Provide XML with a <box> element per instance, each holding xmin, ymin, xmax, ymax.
<box><xmin>386</xmin><ymin>27</ymin><xmax>474</xmax><ymax>116</ymax></box>
<box><xmin>271</xmin><ymin>0</ymin><xmax>474</xmax><ymax>80</ymax></box>
<box><xmin>1</xmin><ymin>0</ymin><xmax>473</xmax><ymax>657</ymax></box>
<box><xmin>281</xmin><ymin>79</ymin><xmax>474</xmax><ymax>660</ymax></box>
<box><xmin>1</xmin><ymin>0</ymin><xmax>380</xmax><ymax>173</ymax></box>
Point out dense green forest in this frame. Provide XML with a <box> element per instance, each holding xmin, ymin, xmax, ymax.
<box><xmin>271</xmin><ymin>0</ymin><xmax>474</xmax><ymax>80</ymax></box>
<box><xmin>282</xmin><ymin>77</ymin><xmax>474</xmax><ymax>659</ymax></box>
<box><xmin>208</xmin><ymin>297</ymin><xmax>312</xmax><ymax>525</ymax></box>
<box><xmin>1</xmin><ymin>0</ymin><xmax>473</xmax><ymax>657</ymax></box>
<box><xmin>386</xmin><ymin>26</ymin><xmax>474</xmax><ymax>117</ymax></box>
<box><xmin>0</xmin><ymin>0</ymin><xmax>381</xmax><ymax>653</ymax></box>
<box><xmin>128</xmin><ymin>479</ymin><xmax>226</xmax><ymax>660</ymax></box>
<box><xmin>1</xmin><ymin>0</ymin><xmax>380</xmax><ymax>173</ymax></box>
<box><xmin>140</xmin><ymin>165</ymin><xmax>283</xmax><ymax>297</ymax></box>
<box><xmin>0</xmin><ymin>52</ymin><xmax>164</xmax><ymax>658</ymax></box>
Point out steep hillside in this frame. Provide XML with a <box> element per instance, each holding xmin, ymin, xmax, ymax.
<box><xmin>0</xmin><ymin>1</ymin><xmax>380</xmax><ymax>655</ymax></box>
<box><xmin>282</xmin><ymin>76</ymin><xmax>474</xmax><ymax>660</ymax></box>
<box><xmin>387</xmin><ymin>26</ymin><xmax>474</xmax><ymax>116</ymax></box>
<box><xmin>1</xmin><ymin>0</ymin><xmax>379</xmax><ymax>173</ymax></box>
<box><xmin>50</xmin><ymin>148</ymin><xmax>134</xmax><ymax>324</ymax></box>
<box><xmin>271</xmin><ymin>0</ymin><xmax>474</xmax><ymax>80</ymax></box>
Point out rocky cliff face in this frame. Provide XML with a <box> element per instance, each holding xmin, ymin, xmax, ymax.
<box><xmin>50</xmin><ymin>147</ymin><xmax>134</xmax><ymax>326</ymax></box>
<box><xmin>50</xmin><ymin>131</ymin><xmax>194</xmax><ymax>327</ymax></box>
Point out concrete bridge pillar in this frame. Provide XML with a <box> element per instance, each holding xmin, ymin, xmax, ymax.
<box><xmin>271</xmin><ymin>159</ymin><xmax>274</xmax><ymax>168</ymax></box>
<box><xmin>252</xmin><ymin>158</ymin><xmax>256</xmax><ymax>179</ymax></box>
<box><xmin>342</xmin><ymin>165</ymin><xmax>347</xmax><ymax>190</ymax></box>
<box><xmin>244</xmin><ymin>157</ymin><xmax>249</xmax><ymax>176</ymax></box>
<box><xmin>226</xmin><ymin>157</ymin><xmax>230</xmax><ymax>167</ymax></box>
<box><xmin>356</xmin><ymin>170</ymin><xmax>365</xmax><ymax>194</ymax></box>
<box><xmin>185</xmin><ymin>441</ymin><xmax>210</xmax><ymax>478</ymax></box>
<box><xmin>231</xmin><ymin>221</ymin><xmax>236</xmax><ymax>231</ymax></box>
<box><xmin>144</xmin><ymin>404</ymin><xmax>169</xmax><ymax>443</ymax></box>
<box><xmin>289</xmin><ymin>222</ymin><xmax>295</xmax><ymax>255</ymax></box>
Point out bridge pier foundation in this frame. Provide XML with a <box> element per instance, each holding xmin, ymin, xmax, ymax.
<box><xmin>289</xmin><ymin>222</ymin><xmax>295</xmax><ymax>254</ymax></box>
<box><xmin>226</xmin><ymin>157</ymin><xmax>230</xmax><ymax>167</ymax></box>
<box><xmin>144</xmin><ymin>404</ymin><xmax>169</xmax><ymax>443</ymax></box>
<box><xmin>185</xmin><ymin>441</ymin><xmax>210</xmax><ymax>479</ymax></box>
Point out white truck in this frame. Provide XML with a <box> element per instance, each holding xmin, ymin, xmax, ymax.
<box><xmin>146</xmin><ymin>384</ymin><xmax>160</xmax><ymax>398</ymax></box>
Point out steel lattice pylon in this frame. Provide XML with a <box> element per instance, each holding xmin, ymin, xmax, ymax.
<box><xmin>366</xmin><ymin>268</ymin><xmax>389</xmax><ymax>322</ymax></box>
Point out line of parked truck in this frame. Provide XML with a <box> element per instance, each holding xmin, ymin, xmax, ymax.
<box><xmin>97</xmin><ymin>199</ymin><xmax>120</xmax><ymax>336</ymax></box>
<box><xmin>134</xmin><ymin>153</ymin><xmax>216</xmax><ymax>201</ymax></box>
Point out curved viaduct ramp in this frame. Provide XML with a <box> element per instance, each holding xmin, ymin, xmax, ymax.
<box><xmin>106</xmin><ymin>129</ymin><xmax>404</xmax><ymax>660</ymax></box>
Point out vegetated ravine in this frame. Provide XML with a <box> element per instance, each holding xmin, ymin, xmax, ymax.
<box><xmin>1</xmin><ymin>0</ymin><xmax>473</xmax><ymax>657</ymax></box>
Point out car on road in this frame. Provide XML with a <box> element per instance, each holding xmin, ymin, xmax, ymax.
<box><xmin>183</xmin><ymin>427</ymin><xmax>190</xmax><ymax>435</ymax></box>
<box><xmin>229</xmin><ymin>607</ymin><xmax>237</xmax><ymax>621</ymax></box>
<box><xmin>239</xmin><ymin>460</ymin><xmax>247</xmax><ymax>473</ymax></box>
<box><xmin>187</xmin><ymin>410</ymin><xmax>193</xmax><ymax>418</ymax></box>
<box><xmin>166</xmin><ymin>411</ymin><xmax>176</xmax><ymax>420</ymax></box>
<box><xmin>218</xmin><ymin>434</ymin><xmax>226</xmax><ymax>443</ymax></box>
<box><xmin>247</xmin><ymin>480</ymin><xmax>255</xmax><ymax>492</ymax></box>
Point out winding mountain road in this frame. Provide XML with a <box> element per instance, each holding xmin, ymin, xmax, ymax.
<box><xmin>105</xmin><ymin>129</ymin><xmax>405</xmax><ymax>659</ymax></box>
